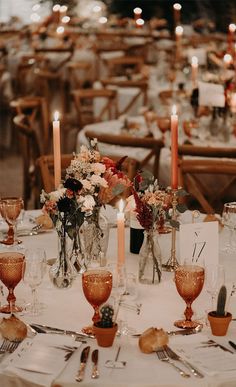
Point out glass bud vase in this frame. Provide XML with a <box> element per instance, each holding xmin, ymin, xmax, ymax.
<box><xmin>80</xmin><ymin>207</ymin><xmax>110</xmax><ymax>268</ymax></box>
<box><xmin>49</xmin><ymin>228</ymin><xmax>75</xmax><ymax>289</ymax></box>
<box><xmin>139</xmin><ymin>230</ymin><xmax>162</xmax><ymax>285</ymax></box>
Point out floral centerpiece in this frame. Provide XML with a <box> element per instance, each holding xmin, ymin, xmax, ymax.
<box><xmin>132</xmin><ymin>172</ymin><xmax>170</xmax><ymax>284</ymax></box>
<box><xmin>41</xmin><ymin>139</ymin><xmax>131</xmax><ymax>285</ymax></box>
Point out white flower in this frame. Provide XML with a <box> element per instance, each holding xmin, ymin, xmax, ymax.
<box><xmin>91</xmin><ymin>162</ymin><xmax>106</xmax><ymax>175</ymax></box>
<box><xmin>90</xmin><ymin>174</ymin><xmax>108</xmax><ymax>187</ymax></box>
<box><xmin>49</xmin><ymin>188</ymin><xmax>66</xmax><ymax>202</ymax></box>
<box><xmin>78</xmin><ymin>195</ymin><xmax>96</xmax><ymax>213</ymax></box>
<box><xmin>81</xmin><ymin>179</ymin><xmax>92</xmax><ymax>191</ymax></box>
<box><xmin>91</xmin><ymin>138</ymin><xmax>97</xmax><ymax>147</ymax></box>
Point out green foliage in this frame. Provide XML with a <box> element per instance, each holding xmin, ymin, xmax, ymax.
<box><xmin>216</xmin><ymin>285</ymin><xmax>227</xmax><ymax>316</ymax></box>
<box><xmin>98</xmin><ymin>304</ymin><xmax>114</xmax><ymax>328</ymax></box>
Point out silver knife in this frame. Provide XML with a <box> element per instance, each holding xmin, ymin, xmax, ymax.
<box><xmin>30</xmin><ymin>323</ymin><xmax>94</xmax><ymax>338</ymax></box>
<box><xmin>164</xmin><ymin>345</ymin><xmax>204</xmax><ymax>378</ymax></box>
<box><xmin>91</xmin><ymin>349</ymin><xmax>99</xmax><ymax>379</ymax></box>
<box><xmin>132</xmin><ymin>326</ymin><xmax>202</xmax><ymax>337</ymax></box>
<box><xmin>75</xmin><ymin>346</ymin><xmax>90</xmax><ymax>382</ymax></box>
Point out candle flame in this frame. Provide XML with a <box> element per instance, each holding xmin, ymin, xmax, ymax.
<box><xmin>229</xmin><ymin>23</ymin><xmax>236</xmax><ymax>33</ymax></box>
<box><xmin>118</xmin><ymin>199</ymin><xmax>125</xmax><ymax>213</ymax></box>
<box><xmin>136</xmin><ymin>18</ymin><xmax>144</xmax><ymax>26</ymax></box>
<box><xmin>223</xmin><ymin>53</ymin><xmax>232</xmax><ymax>64</ymax></box>
<box><xmin>191</xmin><ymin>56</ymin><xmax>198</xmax><ymax>66</ymax></box>
<box><xmin>54</xmin><ymin>111</ymin><xmax>59</xmax><ymax>121</ymax></box>
<box><xmin>173</xmin><ymin>3</ymin><xmax>182</xmax><ymax>10</ymax></box>
<box><xmin>52</xmin><ymin>4</ymin><xmax>60</xmax><ymax>12</ymax></box>
<box><xmin>175</xmin><ymin>25</ymin><xmax>183</xmax><ymax>36</ymax></box>
<box><xmin>172</xmin><ymin>105</ymin><xmax>177</xmax><ymax>115</ymax></box>
<box><xmin>60</xmin><ymin>5</ymin><xmax>68</xmax><ymax>12</ymax></box>
<box><xmin>133</xmin><ymin>7</ymin><xmax>142</xmax><ymax>14</ymax></box>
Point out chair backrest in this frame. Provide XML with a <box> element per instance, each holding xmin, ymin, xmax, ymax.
<box><xmin>13</xmin><ymin>114</ymin><xmax>42</xmax><ymax>208</ymax></box>
<box><xmin>104</xmin><ymin>56</ymin><xmax>144</xmax><ymax>77</ymax></box>
<box><xmin>66</xmin><ymin>61</ymin><xmax>93</xmax><ymax>89</ymax></box>
<box><xmin>71</xmin><ymin>88</ymin><xmax>118</xmax><ymax>129</ymax></box>
<box><xmin>36</xmin><ymin>154</ymin><xmax>73</xmax><ymax>193</ymax></box>
<box><xmin>178</xmin><ymin>144</ymin><xmax>236</xmax><ymax>159</ymax></box>
<box><xmin>101</xmin><ymin>78</ymin><xmax>148</xmax><ymax>116</ymax></box>
<box><xmin>178</xmin><ymin>158</ymin><xmax>236</xmax><ymax>214</ymax></box>
<box><xmin>85</xmin><ymin>130</ymin><xmax>164</xmax><ymax>179</ymax></box>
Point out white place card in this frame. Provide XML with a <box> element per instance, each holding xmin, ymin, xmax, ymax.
<box><xmin>198</xmin><ymin>81</ymin><xmax>225</xmax><ymax>108</ymax></box>
<box><xmin>179</xmin><ymin>221</ymin><xmax>219</xmax><ymax>266</ymax></box>
<box><xmin>187</xmin><ymin>48</ymin><xmax>207</xmax><ymax>65</ymax></box>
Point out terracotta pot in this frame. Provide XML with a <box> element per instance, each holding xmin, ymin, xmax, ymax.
<box><xmin>93</xmin><ymin>323</ymin><xmax>118</xmax><ymax>347</ymax></box>
<box><xmin>208</xmin><ymin>312</ymin><xmax>232</xmax><ymax>336</ymax></box>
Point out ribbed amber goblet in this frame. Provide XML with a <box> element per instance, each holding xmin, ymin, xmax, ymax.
<box><xmin>0</xmin><ymin>197</ymin><xmax>24</xmax><ymax>245</ymax></box>
<box><xmin>0</xmin><ymin>252</ymin><xmax>25</xmax><ymax>313</ymax></box>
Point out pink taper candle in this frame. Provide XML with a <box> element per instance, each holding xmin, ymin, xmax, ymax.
<box><xmin>53</xmin><ymin>111</ymin><xmax>61</xmax><ymax>189</ymax></box>
<box><xmin>117</xmin><ymin>199</ymin><xmax>125</xmax><ymax>267</ymax></box>
<box><xmin>191</xmin><ymin>56</ymin><xmax>198</xmax><ymax>88</ymax></box>
<box><xmin>171</xmin><ymin>105</ymin><xmax>178</xmax><ymax>190</ymax></box>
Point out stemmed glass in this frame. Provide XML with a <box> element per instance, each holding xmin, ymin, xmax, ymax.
<box><xmin>0</xmin><ymin>197</ymin><xmax>24</xmax><ymax>245</ymax></box>
<box><xmin>0</xmin><ymin>252</ymin><xmax>25</xmax><ymax>313</ymax></box>
<box><xmin>22</xmin><ymin>248</ymin><xmax>47</xmax><ymax>316</ymax></box>
<box><xmin>174</xmin><ymin>264</ymin><xmax>205</xmax><ymax>328</ymax></box>
<box><xmin>156</xmin><ymin>117</ymin><xmax>170</xmax><ymax>143</ymax></box>
<box><xmin>82</xmin><ymin>267</ymin><xmax>112</xmax><ymax>331</ymax></box>
<box><xmin>205</xmin><ymin>264</ymin><xmax>225</xmax><ymax>311</ymax></box>
<box><xmin>221</xmin><ymin>202</ymin><xmax>236</xmax><ymax>253</ymax></box>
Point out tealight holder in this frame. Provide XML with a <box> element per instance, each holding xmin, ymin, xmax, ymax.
<box><xmin>162</xmin><ymin>188</ymin><xmax>179</xmax><ymax>272</ymax></box>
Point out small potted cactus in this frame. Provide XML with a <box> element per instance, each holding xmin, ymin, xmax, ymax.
<box><xmin>208</xmin><ymin>285</ymin><xmax>232</xmax><ymax>336</ymax></box>
<box><xmin>93</xmin><ymin>304</ymin><xmax>118</xmax><ymax>347</ymax></box>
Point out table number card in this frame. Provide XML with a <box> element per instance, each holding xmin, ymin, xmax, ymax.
<box><xmin>179</xmin><ymin>221</ymin><xmax>219</xmax><ymax>266</ymax></box>
<box><xmin>198</xmin><ymin>81</ymin><xmax>225</xmax><ymax>108</ymax></box>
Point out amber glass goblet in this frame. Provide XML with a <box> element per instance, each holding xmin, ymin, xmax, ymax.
<box><xmin>82</xmin><ymin>269</ymin><xmax>112</xmax><ymax>327</ymax></box>
<box><xmin>156</xmin><ymin>117</ymin><xmax>170</xmax><ymax>142</ymax></box>
<box><xmin>0</xmin><ymin>252</ymin><xmax>25</xmax><ymax>313</ymax></box>
<box><xmin>0</xmin><ymin>197</ymin><xmax>24</xmax><ymax>245</ymax></box>
<box><xmin>174</xmin><ymin>264</ymin><xmax>205</xmax><ymax>329</ymax></box>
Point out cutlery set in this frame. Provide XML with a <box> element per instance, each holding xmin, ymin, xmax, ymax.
<box><xmin>75</xmin><ymin>346</ymin><xmax>99</xmax><ymax>382</ymax></box>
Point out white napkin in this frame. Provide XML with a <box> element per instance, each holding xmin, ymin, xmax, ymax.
<box><xmin>1</xmin><ymin>334</ymin><xmax>81</xmax><ymax>387</ymax></box>
<box><xmin>171</xmin><ymin>333</ymin><xmax>236</xmax><ymax>376</ymax></box>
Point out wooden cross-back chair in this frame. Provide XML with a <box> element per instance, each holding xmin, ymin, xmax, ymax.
<box><xmin>178</xmin><ymin>144</ymin><xmax>236</xmax><ymax>214</ymax></box>
<box><xmin>36</xmin><ymin>154</ymin><xmax>73</xmax><ymax>193</ymax></box>
<box><xmin>104</xmin><ymin>56</ymin><xmax>144</xmax><ymax>77</ymax></box>
<box><xmin>66</xmin><ymin>61</ymin><xmax>93</xmax><ymax>90</ymax></box>
<box><xmin>71</xmin><ymin>88</ymin><xmax>118</xmax><ymax>129</ymax></box>
<box><xmin>13</xmin><ymin>114</ymin><xmax>42</xmax><ymax>208</ymax></box>
<box><xmin>85</xmin><ymin>131</ymin><xmax>164</xmax><ymax>179</ymax></box>
<box><xmin>101</xmin><ymin>78</ymin><xmax>148</xmax><ymax>116</ymax></box>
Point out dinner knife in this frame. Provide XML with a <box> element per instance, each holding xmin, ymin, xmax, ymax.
<box><xmin>132</xmin><ymin>326</ymin><xmax>202</xmax><ymax>337</ymax></box>
<box><xmin>75</xmin><ymin>346</ymin><xmax>90</xmax><ymax>382</ymax></box>
<box><xmin>91</xmin><ymin>349</ymin><xmax>99</xmax><ymax>379</ymax></box>
<box><xmin>30</xmin><ymin>323</ymin><xmax>94</xmax><ymax>338</ymax></box>
<box><xmin>228</xmin><ymin>340</ymin><xmax>236</xmax><ymax>351</ymax></box>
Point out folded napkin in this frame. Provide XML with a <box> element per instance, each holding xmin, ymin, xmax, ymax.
<box><xmin>1</xmin><ymin>334</ymin><xmax>81</xmax><ymax>387</ymax></box>
<box><xmin>171</xmin><ymin>333</ymin><xmax>236</xmax><ymax>376</ymax></box>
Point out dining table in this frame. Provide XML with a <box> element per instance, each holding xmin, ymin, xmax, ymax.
<box><xmin>0</xmin><ymin>208</ymin><xmax>236</xmax><ymax>387</ymax></box>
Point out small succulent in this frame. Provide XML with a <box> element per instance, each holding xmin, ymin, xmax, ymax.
<box><xmin>97</xmin><ymin>304</ymin><xmax>114</xmax><ymax>328</ymax></box>
<box><xmin>215</xmin><ymin>285</ymin><xmax>227</xmax><ymax>317</ymax></box>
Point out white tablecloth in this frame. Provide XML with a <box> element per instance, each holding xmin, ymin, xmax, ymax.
<box><xmin>0</xmin><ymin>210</ymin><xmax>236</xmax><ymax>386</ymax></box>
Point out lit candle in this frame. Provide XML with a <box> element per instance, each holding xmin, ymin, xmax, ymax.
<box><xmin>53</xmin><ymin>111</ymin><xmax>61</xmax><ymax>189</ymax></box>
<box><xmin>136</xmin><ymin>18</ymin><xmax>144</xmax><ymax>28</ymax></box>
<box><xmin>228</xmin><ymin>23</ymin><xmax>236</xmax><ymax>54</ymax></box>
<box><xmin>231</xmin><ymin>93</ymin><xmax>236</xmax><ymax>113</ymax></box>
<box><xmin>191</xmin><ymin>55</ymin><xmax>198</xmax><ymax>87</ymax></box>
<box><xmin>171</xmin><ymin>105</ymin><xmax>178</xmax><ymax>190</ymax></box>
<box><xmin>173</xmin><ymin>3</ymin><xmax>182</xmax><ymax>26</ymax></box>
<box><xmin>133</xmin><ymin>7</ymin><xmax>142</xmax><ymax>20</ymax></box>
<box><xmin>175</xmin><ymin>25</ymin><xmax>183</xmax><ymax>61</ymax></box>
<box><xmin>117</xmin><ymin>199</ymin><xmax>125</xmax><ymax>267</ymax></box>
<box><xmin>223</xmin><ymin>53</ymin><xmax>232</xmax><ymax>68</ymax></box>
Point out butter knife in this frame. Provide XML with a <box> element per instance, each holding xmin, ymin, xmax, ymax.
<box><xmin>30</xmin><ymin>323</ymin><xmax>94</xmax><ymax>338</ymax></box>
<box><xmin>75</xmin><ymin>346</ymin><xmax>90</xmax><ymax>382</ymax></box>
<box><xmin>132</xmin><ymin>325</ymin><xmax>202</xmax><ymax>337</ymax></box>
<box><xmin>164</xmin><ymin>345</ymin><xmax>204</xmax><ymax>378</ymax></box>
<box><xmin>91</xmin><ymin>349</ymin><xmax>99</xmax><ymax>379</ymax></box>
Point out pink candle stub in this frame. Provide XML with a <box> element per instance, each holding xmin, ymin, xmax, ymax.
<box><xmin>53</xmin><ymin>111</ymin><xmax>61</xmax><ymax>189</ymax></box>
<box><xmin>117</xmin><ymin>199</ymin><xmax>125</xmax><ymax>267</ymax></box>
<box><xmin>171</xmin><ymin>105</ymin><xmax>178</xmax><ymax>190</ymax></box>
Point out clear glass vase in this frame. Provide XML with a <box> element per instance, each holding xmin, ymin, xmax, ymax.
<box><xmin>80</xmin><ymin>207</ymin><xmax>110</xmax><ymax>269</ymax></box>
<box><xmin>139</xmin><ymin>230</ymin><xmax>162</xmax><ymax>285</ymax></box>
<box><xmin>49</xmin><ymin>227</ymin><xmax>76</xmax><ymax>289</ymax></box>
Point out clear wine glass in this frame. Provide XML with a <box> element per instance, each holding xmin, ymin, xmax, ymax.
<box><xmin>205</xmin><ymin>264</ymin><xmax>225</xmax><ymax>311</ymax></box>
<box><xmin>221</xmin><ymin>202</ymin><xmax>236</xmax><ymax>253</ymax></box>
<box><xmin>0</xmin><ymin>197</ymin><xmax>24</xmax><ymax>245</ymax></box>
<box><xmin>22</xmin><ymin>248</ymin><xmax>47</xmax><ymax>316</ymax></box>
<box><xmin>174</xmin><ymin>264</ymin><xmax>205</xmax><ymax>328</ymax></box>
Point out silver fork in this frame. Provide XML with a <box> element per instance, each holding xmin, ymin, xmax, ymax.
<box><xmin>164</xmin><ymin>345</ymin><xmax>204</xmax><ymax>378</ymax></box>
<box><xmin>156</xmin><ymin>348</ymin><xmax>191</xmax><ymax>378</ymax></box>
<box><xmin>0</xmin><ymin>339</ymin><xmax>20</xmax><ymax>354</ymax></box>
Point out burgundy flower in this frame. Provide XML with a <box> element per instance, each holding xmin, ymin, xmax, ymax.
<box><xmin>64</xmin><ymin>178</ymin><xmax>82</xmax><ymax>193</ymax></box>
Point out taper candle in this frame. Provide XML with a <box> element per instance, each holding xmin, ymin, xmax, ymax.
<box><xmin>173</xmin><ymin>3</ymin><xmax>182</xmax><ymax>26</ymax></box>
<box><xmin>171</xmin><ymin>105</ymin><xmax>178</xmax><ymax>190</ymax></box>
<box><xmin>53</xmin><ymin>111</ymin><xmax>61</xmax><ymax>189</ymax></box>
<box><xmin>191</xmin><ymin>56</ymin><xmax>198</xmax><ymax>87</ymax></box>
<box><xmin>117</xmin><ymin>199</ymin><xmax>125</xmax><ymax>267</ymax></box>
<box><xmin>228</xmin><ymin>24</ymin><xmax>236</xmax><ymax>54</ymax></box>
